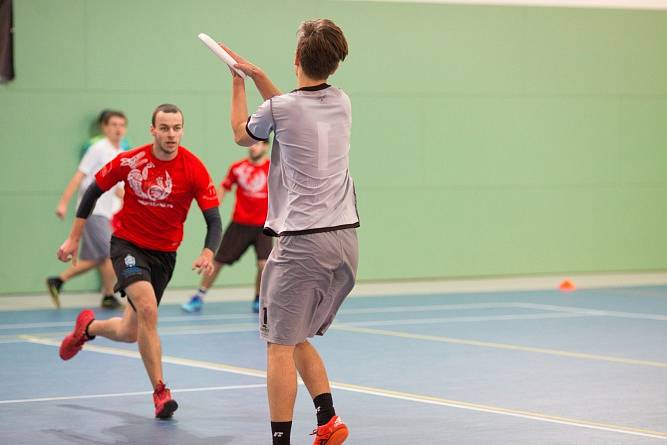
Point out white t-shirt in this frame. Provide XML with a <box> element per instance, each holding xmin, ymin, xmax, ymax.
<box><xmin>77</xmin><ymin>138</ymin><xmax>123</xmax><ymax>219</ymax></box>
<box><xmin>247</xmin><ymin>84</ymin><xmax>359</xmax><ymax>236</ymax></box>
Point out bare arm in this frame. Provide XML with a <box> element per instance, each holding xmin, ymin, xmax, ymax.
<box><xmin>55</xmin><ymin>170</ymin><xmax>85</xmax><ymax>220</ymax></box>
<box><xmin>57</xmin><ymin>218</ymin><xmax>86</xmax><ymax>264</ymax></box>
<box><xmin>115</xmin><ymin>183</ymin><xmax>125</xmax><ymax>199</ymax></box>
<box><xmin>57</xmin><ymin>183</ymin><xmax>104</xmax><ymax>265</ymax></box>
<box><xmin>217</xmin><ymin>185</ymin><xmax>227</xmax><ymax>204</ymax></box>
<box><xmin>230</xmin><ymin>75</ymin><xmax>255</xmax><ymax>147</ymax></box>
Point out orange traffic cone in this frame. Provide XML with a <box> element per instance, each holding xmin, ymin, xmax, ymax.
<box><xmin>559</xmin><ymin>279</ymin><xmax>575</xmax><ymax>292</ymax></box>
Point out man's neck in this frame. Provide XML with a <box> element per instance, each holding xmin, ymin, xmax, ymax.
<box><xmin>248</xmin><ymin>155</ymin><xmax>266</xmax><ymax>165</ymax></box>
<box><xmin>107</xmin><ymin>137</ymin><xmax>121</xmax><ymax>149</ymax></box>
<box><xmin>151</xmin><ymin>144</ymin><xmax>178</xmax><ymax>161</ymax></box>
<box><xmin>297</xmin><ymin>72</ymin><xmax>328</xmax><ymax>89</ymax></box>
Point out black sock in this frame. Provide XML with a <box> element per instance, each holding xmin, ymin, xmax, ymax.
<box><xmin>270</xmin><ymin>421</ymin><xmax>292</xmax><ymax>445</ymax></box>
<box><xmin>84</xmin><ymin>319</ymin><xmax>96</xmax><ymax>341</ymax></box>
<box><xmin>313</xmin><ymin>393</ymin><xmax>336</xmax><ymax>426</ymax></box>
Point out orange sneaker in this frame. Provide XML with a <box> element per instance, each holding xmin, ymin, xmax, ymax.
<box><xmin>59</xmin><ymin>309</ymin><xmax>95</xmax><ymax>360</ymax></box>
<box><xmin>153</xmin><ymin>381</ymin><xmax>178</xmax><ymax>419</ymax></box>
<box><xmin>311</xmin><ymin>415</ymin><xmax>348</xmax><ymax>445</ymax></box>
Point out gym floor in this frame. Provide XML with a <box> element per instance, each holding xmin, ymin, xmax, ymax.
<box><xmin>1</xmin><ymin>277</ymin><xmax>666</xmax><ymax>444</ymax></box>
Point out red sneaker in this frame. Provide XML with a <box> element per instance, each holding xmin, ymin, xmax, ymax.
<box><xmin>153</xmin><ymin>381</ymin><xmax>178</xmax><ymax>419</ymax></box>
<box><xmin>311</xmin><ymin>416</ymin><xmax>349</xmax><ymax>445</ymax></box>
<box><xmin>59</xmin><ymin>309</ymin><xmax>95</xmax><ymax>360</ymax></box>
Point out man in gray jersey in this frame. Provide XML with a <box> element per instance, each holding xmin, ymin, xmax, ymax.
<box><xmin>222</xmin><ymin>19</ymin><xmax>357</xmax><ymax>445</ymax></box>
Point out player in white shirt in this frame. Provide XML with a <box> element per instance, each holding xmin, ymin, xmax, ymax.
<box><xmin>47</xmin><ymin>111</ymin><xmax>127</xmax><ymax>309</ymax></box>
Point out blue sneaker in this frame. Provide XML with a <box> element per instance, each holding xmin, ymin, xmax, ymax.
<box><xmin>181</xmin><ymin>296</ymin><xmax>203</xmax><ymax>313</ymax></box>
<box><xmin>252</xmin><ymin>298</ymin><xmax>260</xmax><ymax>314</ymax></box>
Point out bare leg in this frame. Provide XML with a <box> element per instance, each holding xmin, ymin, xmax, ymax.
<box><xmin>200</xmin><ymin>261</ymin><xmax>224</xmax><ymax>290</ymax></box>
<box><xmin>59</xmin><ymin>260</ymin><xmax>98</xmax><ymax>282</ymax></box>
<box><xmin>88</xmin><ymin>304</ymin><xmax>137</xmax><ymax>342</ymax></box>
<box><xmin>267</xmin><ymin>342</ymin><xmax>297</xmax><ymax>421</ymax></box>
<box><xmin>294</xmin><ymin>340</ymin><xmax>331</xmax><ymax>398</ymax></box>
<box><xmin>97</xmin><ymin>259</ymin><xmax>116</xmax><ymax>295</ymax></box>
<box><xmin>255</xmin><ymin>260</ymin><xmax>266</xmax><ymax>296</ymax></box>
<box><xmin>125</xmin><ymin>281</ymin><xmax>163</xmax><ymax>389</ymax></box>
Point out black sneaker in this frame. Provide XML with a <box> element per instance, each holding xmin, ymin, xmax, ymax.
<box><xmin>101</xmin><ymin>295</ymin><xmax>123</xmax><ymax>310</ymax></box>
<box><xmin>46</xmin><ymin>277</ymin><xmax>63</xmax><ymax>309</ymax></box>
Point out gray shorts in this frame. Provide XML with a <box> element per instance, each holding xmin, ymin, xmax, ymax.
<box><xmin>259</xmin><ymin>228</ymin><xmax>358</xmax><ymax>345</ymax></box>
<box><xmin>79</xmin><ymin>215</ymin><xmax>112</xmax><ymax>262</ymax></box>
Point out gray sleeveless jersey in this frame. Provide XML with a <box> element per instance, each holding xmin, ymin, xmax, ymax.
<box><xmin>246</xmin><ymin>84</ymin><xmax>360</xmax><ymax>236</ymax></box>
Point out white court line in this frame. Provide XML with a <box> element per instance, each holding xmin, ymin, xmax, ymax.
<box><xmin>0</xmin><ymin>302</ymin><xmax>519</xmax><ymax>330</ymax></box>
<box><xmin>514</xmin><ymin>303</ymin><xmax>667</xmax><ymax>322</ymax></box>
<box><xmin>331</xmin><ymin>325</ymin><xmax>667</xmax><ymax>368</ymax></box>
<box><xmin>0</xmin><ymin>302</ymin><xmax>569</xmax><ymax>331</ymax></box>
<box><xmin>343</xmin><ymin>312</ymin><xmax>594</xmax><ymax>327</ymax></box>
<box><xmin>12</xmin><ymin>320</ymin><xmax>667</xmax><ymax>368</ymax></box>
<box><xmin>339</xmin><ymin>302</ymin><xmax>519</xmax><ymax>314</ymax></box>
<box><xmin>0</xmin><ymin>384</ymin><xmax>266</xmax><ymax>405</ymax></box>
<box><xmin>1</xmin><ymin>301</ymin><xmax>664</xmax><ymax>331</ymax></box>
<box><xmin>19</xmin><ymin>335</ymin><xmax>667</xmax><ymax>441</ymax></box>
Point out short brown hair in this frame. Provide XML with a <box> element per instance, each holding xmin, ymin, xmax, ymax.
<box><xmin>296</xmin><ymin>19</ymin><xmax>348</xmax><ymax>80</ymax></box>
<box><xmin>101</xmin><ymin>110</ymin><xmax>126</xmax><ymax>125</ymax></box>
<box><xmin>151</xmin><ymin>103</ymin><xmax>183</xmax><ymax>126</ymax></box>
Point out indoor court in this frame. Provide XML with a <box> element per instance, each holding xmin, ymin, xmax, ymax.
<box><xmin>1</xmin><ymin>276</ymin><xmax>666</xmax><ymax>444</ymax></box>
<box><xmin>1</xmin><ymin>0</ymin><xmax>666</xmax><ymax>444</ymax></box>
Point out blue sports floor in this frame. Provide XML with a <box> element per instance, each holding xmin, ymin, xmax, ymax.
<box><xmin>1</xmin><ymin>285</ymin><xmax>666</xmax><ymax>444</ymax></box>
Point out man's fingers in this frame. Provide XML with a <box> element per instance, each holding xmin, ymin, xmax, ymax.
<box><xmin>219</xmin><ymin>43</ymin><xmax>244</xmax><ymax>63</ymax></box>
<box><xmin>234</xmin><ymin>63</ymin><xmax>254</xmax><ymax>75</ymax></box>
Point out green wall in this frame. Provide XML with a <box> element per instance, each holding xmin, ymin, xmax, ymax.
<box><xmin>1</xmin><ymin>0</ymin><xmax>666</xmax><ymax>294</ymax></box>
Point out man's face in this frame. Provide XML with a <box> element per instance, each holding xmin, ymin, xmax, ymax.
<box><xmin>248</xmin><ymin>142</ymin><xmax>267</xmax><ymax>161</ymax></box>
<box><xmin>102</xmin><ymin>116</ymin><xmax>127</xmax><ymax>143</ymax></box>
<box><xmin>151</xmin><ymin>111</ymin><xmax>183</xmax><ymax>155</ymax></box>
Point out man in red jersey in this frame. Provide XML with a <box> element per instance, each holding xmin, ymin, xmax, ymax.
<box><xmin>182</xmin><ymin>139</ymin><xmax>272</xmax><ymax>314</ymax></box>
<box><xmin>56</xmin><ymin>104</ymin><xmax>222</xmax><ymax>419</ymax></box>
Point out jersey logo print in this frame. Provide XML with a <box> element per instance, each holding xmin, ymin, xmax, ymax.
<box><xmin>234</xmin><ymin>164</ymin><xmax>267</xmax><ymax>197</ymax></box>
<box><xmin>121</xmin><ymin>152</ymin><xmax>173</xmax><ymax>204</ymax></box>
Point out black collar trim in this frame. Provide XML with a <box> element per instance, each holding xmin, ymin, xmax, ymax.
<box><xmin>292</xmin><ymin>83</ymin><xmax>330</xmax><ymax>92</ymax></box>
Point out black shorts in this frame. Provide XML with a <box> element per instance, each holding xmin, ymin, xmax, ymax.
<box><xmin>215</xmin><ymin>222</ymin><xmax>273</xmax><ymax>265</ymax></box>
<box><xmin>110</xmin><ymin>236</ymin><xmax>176</xmax><ymax>306</ymax></box>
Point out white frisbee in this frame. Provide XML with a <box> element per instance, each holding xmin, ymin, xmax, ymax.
<box><xmin>197</xmin><ymin>33</ymin><xmax>246</xmax><ymax>78</ymax></box>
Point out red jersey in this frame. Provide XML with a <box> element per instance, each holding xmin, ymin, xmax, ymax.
<box><xmin>96</xmin><ymin>144</ymin><xmax>219</xmax><ymax>252</ymax></box>
<box><xmin>221</xmin><ymin>158</ymin><xmax>269</xmax><ymax>226</ymax></box>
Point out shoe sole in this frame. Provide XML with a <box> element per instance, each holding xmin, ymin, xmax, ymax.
<box><xmin>46</xmin><ymin>280</ymin><xmax>61</xmax><ymax>309</ymax></box>
<box><xmin>322</xmin><ymin>428</ymin><xmax>349</xmax><ymax>445</ymax></box>
<box><xmin>156</xmin><ymin>400</ymin><xmax>178</xmax><ymax>419</ymax></box>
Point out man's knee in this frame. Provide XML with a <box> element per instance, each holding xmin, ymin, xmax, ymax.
<box><xmin>267</xmin><ymin>342</ymin><xmax>295</xmax><ymax>359</ymax></box>
<box><xmin>136</xmin><ymin>304</ymin><xmax>158</xmax><ymax>324</ymax></box>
